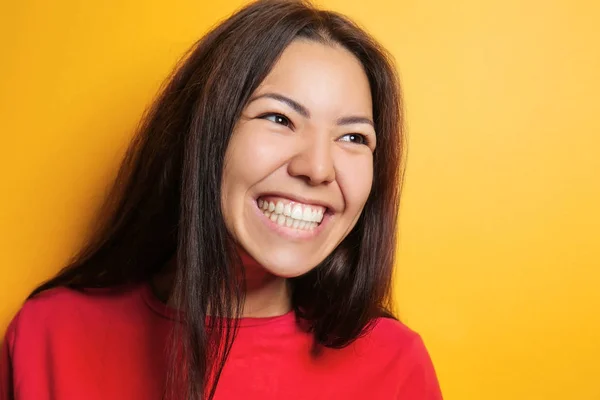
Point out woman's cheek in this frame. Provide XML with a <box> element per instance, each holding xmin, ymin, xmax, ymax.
<box><xmin>337</xmin><ymin>152</ymin><xmax>374</xmax><ymax>211</ymax></box>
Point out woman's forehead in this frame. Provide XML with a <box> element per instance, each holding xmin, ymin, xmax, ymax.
<box><xmin>253</xmin><ymin>39</ymin><xmax>373</xmax><ymax>119</ymax></box>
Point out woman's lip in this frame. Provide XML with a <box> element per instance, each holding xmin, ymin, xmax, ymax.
<box><xmin>252</xmin><ymin>198</ymin><xmax>330</xmax><ymax>240</ymax></box>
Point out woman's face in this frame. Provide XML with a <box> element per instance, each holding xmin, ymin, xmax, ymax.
<box><xmin>221</xmin><ymin>39</ymin><xmax>376</xmax><ymax>278</ymax></box>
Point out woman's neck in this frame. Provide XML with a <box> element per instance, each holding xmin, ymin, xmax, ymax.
<box><xmin>238</xmin><ymin>249</ymin><xmax>292</xmax><ymax>317</ymax></box>
<box><xmin>151</xmin><ymin>251</ymin><xmax>292</xmax><ymax>318</ymax></box>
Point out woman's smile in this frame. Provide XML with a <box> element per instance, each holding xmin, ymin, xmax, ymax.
<box><xmin>252</xmin><ymin>194</ymin><xmax>333</xmax><ymax>239</ymax></box>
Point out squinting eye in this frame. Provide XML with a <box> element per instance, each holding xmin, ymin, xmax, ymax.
<box><xmin>261</xmin><ymin>113</ymin><xmax>291</xmax><ymax>127</ymax></box>
<box><xmin>339</xmin><ymin>133</ymin><xmax>368</xmax><ymax>145</ymax></box>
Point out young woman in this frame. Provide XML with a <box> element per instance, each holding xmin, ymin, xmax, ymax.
<box><xmin>1</xmin><ymin>0</ymin><xmax>442</xmax><ymax>399</ymax></box>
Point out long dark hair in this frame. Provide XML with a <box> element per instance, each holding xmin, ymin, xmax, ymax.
<box><xmin>30</xmin><ymin>0</ymin><xmax>405</xmax><ymax>398</ymax></box>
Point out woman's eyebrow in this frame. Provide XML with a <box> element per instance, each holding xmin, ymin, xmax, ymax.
<box><xmin>249</xmin><ymin>92</ymin><xmax>310</xmax><ymax>118</ymax></box>
<box><xmin>249</xmin><ymin>92</ymin><xmax>374</xmax><ymax>128</ymax></box>
<box><xmin>336</xmin><ymin>116</ymin><xmax>374</xmax><ymax>128</ymax></box>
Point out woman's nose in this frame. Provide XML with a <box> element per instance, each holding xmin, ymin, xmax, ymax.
<box><xmin>287</xmin><ymin>133</ymin><xmax>336</xmax><ymax>186</ymax></box>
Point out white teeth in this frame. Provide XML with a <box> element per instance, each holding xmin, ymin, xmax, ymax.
<box><xmin>302</xmin><ymin>207</ymin><xmax>312</xmax><ymax>221</ymax></box>
<box><xmin>291</xmin><ymin>205</ymin><xmax>303</xmax><ymax>220</ymax></box>
<box><xmin>275</xmin><ymin>201</ymin><xmax>284</xmax><ymax>214</ymax></box>
<box><xmin>260</xmin><ymin>210</ymin><xmax>319</xmax><ymax>231</ymax></box>
<box><xmin>259</xmin><ymin>197</ymin><xmax>326</xmax><ymax>230</ymax></box>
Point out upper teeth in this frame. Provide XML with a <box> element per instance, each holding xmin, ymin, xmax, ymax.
<box><xmin>257</xmin><ymin>198</ymin><xmax>325</xmax><ymax>228</ymax></box>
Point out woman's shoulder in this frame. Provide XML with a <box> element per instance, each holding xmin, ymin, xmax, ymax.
<box><xmin>16</xmin><ymin>285</ymin><xmax>107</xmax><ymax>316</ymax></box>
<box><xmin>23</xmin><ymin>283</ymin><xmax>142</xmax><ymax>314</ymax></box>
<box><xmin>366</xmin><ymin>315</ymin><xmax>424</xmax><ymax>348</ymax></box>
<box><xmin>5</xmin><ymin>283</ymin><xmax>148</xmax><ymax>345</ymax></box>
<box><xmin>2</xmin><ymin>283</ymin><xmax>170</xmax><ymax>399</ymax></box>
<box><xmin>353</xmin><ymin>316</ymin><xmax>442</xmax><ymax>398</ymax></box>
<box><xmin>353</xmin><ymin>315</ymin><xmax>436</xmax><ymax>368</ymax></box>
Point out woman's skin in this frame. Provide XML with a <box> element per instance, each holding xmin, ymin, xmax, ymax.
<box><xmin>154</xmin><ymin>39</ymin><xmax>376</xmax><ymax>318</ymax></box>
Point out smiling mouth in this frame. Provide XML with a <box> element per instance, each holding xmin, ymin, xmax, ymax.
<box><xmin>256</xmin><ymin>196</ymin><xmax>326</xmax><ymax>231</ymax></box>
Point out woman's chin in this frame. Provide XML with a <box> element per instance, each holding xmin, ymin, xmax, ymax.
<box><xmin>253</xmin><ymin>253</ymin><xmax>320</xmax><ymax>279</ymax></box>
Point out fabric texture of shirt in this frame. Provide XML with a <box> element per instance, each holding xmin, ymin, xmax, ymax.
<box><xmin>1</xmin><ymin>282</ymin><xmax>442</xmax><ymax>399</ymax></box>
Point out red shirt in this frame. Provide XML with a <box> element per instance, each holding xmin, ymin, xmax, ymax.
<box><xmin>1</xmin><ymin>283</ymin><xmax>442</xmax><ymax>399</ymax></box>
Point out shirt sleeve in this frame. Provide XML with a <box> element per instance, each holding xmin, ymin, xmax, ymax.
<box><xmin>1</xmin><ymin>313</ymin><xmax>18</xmax><ymax>400</ymax></box>
<box><xmin>397</xmin><ymin>335</ymin><xmax>443</xmax><ymax>399</ymax></box>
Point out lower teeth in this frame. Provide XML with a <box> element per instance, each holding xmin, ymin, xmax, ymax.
<box><xmin>263</xmin><ymin>210</ymin><xmax>317</xmax><ymax>231</ymax></box>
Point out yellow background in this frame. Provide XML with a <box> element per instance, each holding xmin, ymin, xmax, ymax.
<box><xmin>1</xmin><ymin>1</ymin><xmax>599</xmax><ymax>399</ymax></box>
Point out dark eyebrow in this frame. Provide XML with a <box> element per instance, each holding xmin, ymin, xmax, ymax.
<box><xmin>336</xmin><ymin>116</ymin><xmax>374</xmax><ymax>128</ymax></box>
<box><xmin>248</xmin><ymin>92</ymin><xmax>310</xmax><ymax>118</ymax></box>
<box><xmin>249</xmin><ymin>92</ymin><xmax>374</xmax><ymax>128</ymax></box>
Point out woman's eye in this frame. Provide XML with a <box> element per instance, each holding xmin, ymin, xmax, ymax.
<box><xmin>339</xmin><ymin>133</ymin><xmax>368</xmax><ymax>145</ymax></box>
<box><xmin>261</xmin><ymin>113</ymin><xmax>291</xmax><ymax>127</ymax></box>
